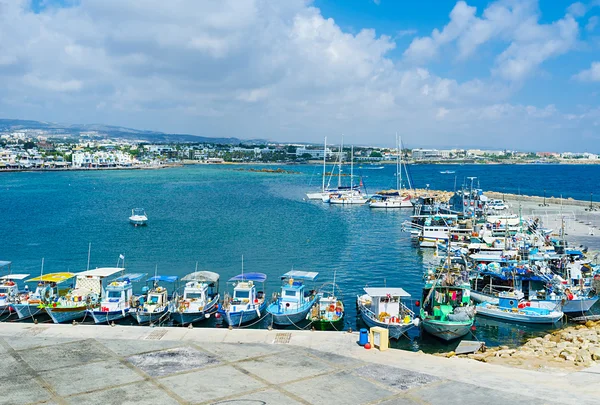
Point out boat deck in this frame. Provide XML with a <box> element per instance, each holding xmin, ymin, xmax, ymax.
<box><xmin>0</xmin><ymin>323</ymin><xmax>598</xmax><ymax>404</ymax></box>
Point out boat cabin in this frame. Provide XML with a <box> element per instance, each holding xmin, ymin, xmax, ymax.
<box><xmin>278</xmin><ymin>270</ymin><xmax>318</xmax><ymax>310</ymax></box>
<box><xmin>363</xmin><ymin>287</ymin><xmax>411</xmax><ymax>318</ymax></box>
<box><xmin>100</xmin><ymin>273</ymin><xmax>146</xmax><ymax>312</ymax></box>
<box><xmin>178</xmin><ymin>271</ymin><xmax>220</xmax><ymax>310</ymax></box>
<box><xmin>0</xmin><ymin>274</ymin><xmax>28</xmax><ymax>303</ymax></box>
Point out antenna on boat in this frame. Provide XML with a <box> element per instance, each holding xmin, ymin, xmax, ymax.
<box><xmin>332</xmin><ymin>269</ymin><xmax>337</xmax><ymax>297</ymax></box>
<box><xmin>86</xmin><ymin>242</ymin><xmax>91</xmax><ymax>271</ymax></box>
<box><xmin>40</xmin><ymin>257</ymin><xmax>44</xmax><ymax>278</ymax></box>
<box><xmin>241</xmin><ymin>255</ymin><xmax>244</xmax><ymax>280</ymax></box>
<box><xmin>322</xmin><ymin>137</ymin><xmax>327</xmax><ymax>193</ymax></box>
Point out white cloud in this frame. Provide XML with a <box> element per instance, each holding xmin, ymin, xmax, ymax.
<box><xmin>567</xmin><ymin>2</ymin><xmax>587</xmax><ymax>18</ymax></box>
<box><xmin>0</xmin><ymin>0</ymin><xmax>594</xmax><ymax>149</ymax></box>
<box><xmin>586</xmin><ymin>16</ymin><xmax>598</xmax><ymax>32</ymax></box>
<box><xmin>404</xmin><ymin>0</ymin><xmax>580</xmax><ymax>81</ymax></box>
<box><xmin>573</xmin><ymin>61</ymin><xmax>600</xmax><ymax>81</ymax></box>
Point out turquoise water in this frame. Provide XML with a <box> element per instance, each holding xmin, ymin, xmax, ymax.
<box><xmin>1</xmin><ymin>164</ymin><xmax>595</xmax><ymax>351</ymax></box>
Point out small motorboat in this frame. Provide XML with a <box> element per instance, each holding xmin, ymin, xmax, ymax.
<box><xmin>89</xmin><ymin>273</ymin><xmax>147</xmax><ymax>324</ymax></box>
<box><xmin>169</xmin><ymin>270</ymin><xmax>220</xmax><ymax>325</ymax></box>
<box><xmin>307</xmin><ymin>281</ymin><xmax>344</xmax><ymax>331</ymax></box>
<box><xmin>129</xmin><ymin>208</ymin><xmax>148</xmax><ymax>226</ymax></box>
<box><xmin>133</xmin><ymin>275</ymin><xmax>178</xmax><ymax>325</ymax></box>
<box><xmin>440</xmin><ymin>170</ymin><xmax>455</xmax><ymax>174</ymax></box>
<box><xmin>476</xmin><ymin>292</ymin><xmax>563</xmax><ymax>324</ymax></box>
<box><xmin>219</xmin><ymin>272</ymin><xmax>267</xmax><ymax>327</ymax></box>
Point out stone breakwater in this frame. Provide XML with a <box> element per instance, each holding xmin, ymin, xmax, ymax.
<box><xmin>445</xmin><ymin>321</ymin><xmax>600</xmax><ymax>371</ymax></box>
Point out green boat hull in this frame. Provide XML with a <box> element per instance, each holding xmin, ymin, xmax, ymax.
<box><xmin>310</xmin><ymin>316</ymin><xmax>345</xmax><ymax>331</ymax></box>
<box><xmin>421</xmin><ymin>319</ymin><xmax>473</xmax><ymax>341</ymax></box>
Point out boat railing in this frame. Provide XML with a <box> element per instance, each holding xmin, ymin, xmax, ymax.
<box><xmin>480</xmin><ymin>284</ymin><xmax>517</xmax><ymax>296</ymax></box>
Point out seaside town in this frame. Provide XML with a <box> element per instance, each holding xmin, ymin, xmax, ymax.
<box><xmin>1</xmin><ymin>126</ymin><xmax>600</xmax><ymax>170</ymax></box>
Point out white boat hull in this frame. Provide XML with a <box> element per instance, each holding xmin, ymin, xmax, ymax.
<box><xmin>369</xmin><ymin>200</ymin><xmax>413</xmax><ymax>209</ymax></box>
<box><xmin>359</xmin><ymin>310</ymin><xmax>415</xmax><ymax>339</ymax></box>
<box><xmin>476</xmin><ymin>304</ymin><xmax>563</xmax><ymax>324</ymax></box>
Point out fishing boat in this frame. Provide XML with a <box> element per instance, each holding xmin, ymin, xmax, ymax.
<box><xmin>133</xmin><ymin>275</ymin><xmax>178</xmax><ymax>325</ymax></box>
<box><xmin>267</xmin><ymin>270</ymin><xmax>319</xmax><ymax>326</ymax></box>
<box><xmin>476</xmin><ymin>292</ymin><xmax>563</xmax><ymax>324</ymax></box>
<box><xmin>0</xmin><ymin>273</ymin><xmax>28</xmax><ymax>315</ymax></box>
<box><xmin>440</xmin><ymin>170</ymin><xmax>455</xmax><ymax>174</ymax></box>
<box><xmin>219</xmin><ymin>272</ymin><xmax>267</xmax><ymax>327</ymax></box>
<box><xmin>370</xmin><ymin>135</ymin><xmax>413</xmax><ymax>209</ymax></box>
<box><xmin>13</xmin><ymin>272</ymin><xmax>75</xmax><ymax>320</ymax></box>
<box><xmin>356</xmin><ymin>287</ymin><xmax>419</xmax><ymax>339</ymax></box>
<box><xmin>45</xmin><ymin>267</ymin><xmax>123</xmax><ymax>324</ymax></box>
<box><xmin>129</xmin><ymin>208</ymin><xmax>148</xmax><ymax>226</ymax></box>
<box><xmin>89</xmin><ymin>273</ymin><xmax>146</xmax><ymax>324</ymax></box>
<box><xmin>169</xmin><ymin>270</ymin><xmax>220</xmax><ymax>325</ymax></box>
<box><xmin>420</xmin><ymin>267</ymin><xmax>475</xmax><ymax>341</ymax></box>
<box><xmin>307</xmin><ymin>281</ymin><xmax>344</xmax><ymax>331</ymax></box>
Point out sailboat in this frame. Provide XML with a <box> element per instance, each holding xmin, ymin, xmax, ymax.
<box><xmin>328</xmin><ymin>145</ymin><xmax>367</xmax><ymax>205</ymax></box>
<box><xmin>369</xmin><ymin>134</ymin><xmax>413</xmax><ymax>208</ymax></box>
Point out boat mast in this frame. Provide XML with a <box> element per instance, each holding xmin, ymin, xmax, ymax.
<box><xmin>396</xmin><ymin>133</ymin><xmax>400</xmax><ymax>192</ymax></box>
<box><xmin>338</xmin><ymin>136</ymin><xmax>344</xmax><ymax>189</ymax></box>
<box><xmin>40</xmin><ymin>257</ymin><xmax>44</xmax><ymax>278</ymax></box>
<box><xmin>322</xmin><ymin>137</ymin><xmax>327</xmax><ymax>193</ymax></box>
<box><xmin>86</xmin><ymin>242</ymin><xmax>91</xmax><ymax>271</ymax></box>
<box><xmin>350</xmin><ymin>145</ymin><xmax>354</xmax><ymax>190</ymax></box>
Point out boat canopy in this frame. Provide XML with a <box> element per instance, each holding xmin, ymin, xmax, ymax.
<box><xmin>364</xmin><ymin>287</ymin><xmax>411</xmax><ymax>298</ymax></box>
<box><xmin>229</xmin><ymin>272</ymin><xmax>267</xmax><ymax>283</ymax></box>
<box><xmin>26</xmin><ymin>272</ymin><xmax>76</xmax><ymax>283</ymax></box>
<box><xmin>0</xmin><ymin>260</ymin><xmax>12</xmax><ymax>268</ymax></box>
<box><xmin>77</xmin><ymin>267</ymin><xmax>124</xmax><ymax>278</ymax></box>
<box><xmin>282</xmin><ymin>270</ymin><xmax>319</xmax><ymax>281</ymax></box>
<box><xmin>0</xmin><ymin>273</ymin><xmax>30</xmax><ymax>280</ymax></box>
<box><xmin>182</xmin><ymin>271</ymin><xmax>220</xmax><ymax>283</ymax></box>
<box><xmin>148</xmin><ymin>275</ymin><xmax>179</xmax><ymax>283</ymax></box>
<box><xmin>113</xmin><ymin>273</ymin><xmax>147</xmax><ymax>282</ymax></box>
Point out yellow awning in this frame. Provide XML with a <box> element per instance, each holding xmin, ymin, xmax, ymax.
<box><xmin>27</xmin><ymin>272</ymin><xmax>76</xmax><ymax>283</ymax></box>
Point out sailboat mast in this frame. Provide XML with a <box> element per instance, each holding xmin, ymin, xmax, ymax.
<box><xmin>338</xmin><ymin>136</ymin><xmax>344</xmax><ymax>188</ymax></box>
<box><xmin>40</xmin><ymin>258</ymin><xmax>44</xmax><ymax>278</ymax></box>
<box><xmin>86</xmin><ymin>242</ymin><xmax>91</xmax><ymax>271</ymax></box>
<box><xmin>350</xmin><ymin>145</ymin><xmax>354</xmax><ymax>189</ymax></box>
<box><xmin>322</xmin><ymin>137</ymin><xmax>327</xmax><ymax>192</ymax></box>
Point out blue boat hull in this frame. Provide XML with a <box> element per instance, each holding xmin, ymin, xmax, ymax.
<box><xmin>90</xmin><ymin>308</ymin><xmax>130</xmax><ymax>324</ymax></box>
<box><xmin>220</xmin><ymin>301</ymin><xmax>267</xmax><ymax>327</ymax></box>
<box><xmin>267</xmin><ymin>298</ymin><xmax>316</xmax><ymax>326</ymax></box>
<box><xmin>13</xmin><ymin>304</ymin><xmax>45</xmax><ymax>320</ymax></box>
<box><xmin>169</xmin><ymin>297</ymin><xmax>219</xmax><ymax>325</ymax></box>
<box><xmin>46</xmin><ymin>307</ymin><xmax>87</xmax><ymax>324</ymax></box>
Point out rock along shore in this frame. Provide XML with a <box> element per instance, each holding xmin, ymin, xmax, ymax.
<box><xmin>443</xmin><ymin>320</ymin><xmax>600</xmax><ymax>371</ymax></box>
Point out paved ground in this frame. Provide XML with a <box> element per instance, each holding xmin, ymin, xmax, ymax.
<box><xmin>0</xmin><ymin>323</ymin><xmax>598</xmax><ymax>405</ymax></box>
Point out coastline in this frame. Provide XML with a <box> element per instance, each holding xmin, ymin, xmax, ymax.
<box><xmin>0</xmin><ymin>163</ymin><xmax>183</xmax><ymax>173</ymax></box>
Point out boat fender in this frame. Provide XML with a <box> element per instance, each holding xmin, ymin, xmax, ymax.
<box><xmin>413</xmin><ymin>318</ymin><xmax>420</xmax><ymax>326</ymax></box>
<box><xmin>328</xmin><ymin>304</ymin><xmax>335</xmax><ymax>312</ymax></box>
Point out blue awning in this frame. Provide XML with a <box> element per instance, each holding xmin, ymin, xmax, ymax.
<box><xmin>114</xmin><ymin>273</ymin><xmax>147</xmax><ymax>282</ymax></box>
<box><xmin>282</xmin><ymin>270</ymin><xmax>319</xmax><ymax>281</ymax></box>
<box><xmin>229</xmin><ymin>272</ymin><xmax>267</xmax><ymax>282</ymax></box>
<box><xmin>148</xmin><ymin>275</ymin><xmax>178</xmax><ymax>283</ymax></box>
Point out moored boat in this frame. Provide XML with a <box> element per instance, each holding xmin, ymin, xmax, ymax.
<box><xmin>420</xmin><ymin>266</ymin><xmax>475</xmax><ymax>341</ymax></box>
<box><xmin>356</xmin><ymin>287</ymin><xmax>419</xmax><ymax>339</ymax></box>
<box><xmin>168</xmin><ymin>270</ymin><xmax>220</xmax><ymax>325</ymax></box>
<box><xmin>0</xmin><ymin>272</ymin><xmax>29</xmax><ymax>315</ymax></box>
<box><xmin>13</xmin><ymin>272</ymin><xmax>75</xmax><ymax>320</ymax></box>
<box><xmin>129</xmin><ymin>208</ymin><xmax>148</xmax><ymax>226</ymax></box>
<box><xmin>476</xmin><ymin>292</ymin><xmax>563</xmax><ymax>324</ymax></box>
<box><xmin>45</xmin><ymin>267</ymin><xmax>123</xmax><ymax>324</ymax></box>
<box><xmin>308</xmin><ymin>281</ymin><xmax>344</xmax><ymax>331</ymax></box>
<box><xmin>89</xmin><ymin>273</ymin><xmax>146</xmax><ymax>324</ymax></box>
<box><xmin>267</xmin><ymin>270</ymin><xmax>319</xmax><ymax>326</ymax></box>
<box><xmin>219</xmin><ymin>272</ymin><xmax>267</xmax><ymax>327</ymax></box>
<box><xmin>133</xmin><ymin>275</ymin><xmax>178</xmax><ymax>325</ymax></box>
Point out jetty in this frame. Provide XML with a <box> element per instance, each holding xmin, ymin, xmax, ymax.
<box><xmin>1</xmin><ymin>323</ymin><xmax>598</xmax><ymax>404</ymax></box>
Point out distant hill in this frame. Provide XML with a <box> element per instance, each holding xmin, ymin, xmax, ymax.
<box><xmin>0</xmin><ymin>118</ymin><xmax>267</xmax><ymax>144</ymax></box>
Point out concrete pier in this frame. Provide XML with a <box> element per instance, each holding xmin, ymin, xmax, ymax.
<box><xmin>1</xmin><ymin>323</ymin><xmax>598</xmax><ymax>404</ymax></box>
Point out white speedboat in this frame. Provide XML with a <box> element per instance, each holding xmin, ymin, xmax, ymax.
<box><xmin>356</xmin><ymin>287</ymin><xmax>419</xmax><ymax>339</ymax></box>
<box><xmin>369</xmin><ymin>192</ymin><xmax>412</xmax><ymax>208</ymax></box>
<box><xmin>129</xmin><ymin>208</ymin><xmax>148</xmax><ymax>226</ymax></box>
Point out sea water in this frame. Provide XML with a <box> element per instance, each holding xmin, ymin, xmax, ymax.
<box><xmin>1</xmin><ymin>163</ymin><xmax>597</xmax><ymax>351</ymax></box>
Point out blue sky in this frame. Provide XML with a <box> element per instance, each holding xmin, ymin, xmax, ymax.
<box><xmin>0</xmin><ymin>0</ymin><xmax>599</xmax><ymax>150</ymax></box>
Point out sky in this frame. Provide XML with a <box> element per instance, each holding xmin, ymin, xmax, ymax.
<box><xmin>1</xmin><ymin>1</ymin><xmax>600</xmax><ymax>150</ymax></box>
